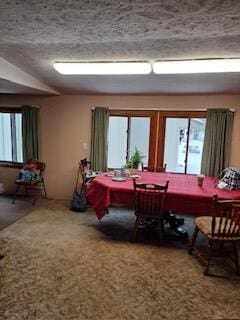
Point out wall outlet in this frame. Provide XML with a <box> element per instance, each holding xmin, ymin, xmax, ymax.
<box><xmin>83</xmin><ymin>143</ymin><xmax>87</xmax><ymax>150</ymax></box>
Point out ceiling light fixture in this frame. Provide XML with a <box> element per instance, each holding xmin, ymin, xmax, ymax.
<box><xmin>53</xmin><ymin>62</ymin><xmax>152</xmax><ymax>75</ymax></box>
<box><xmin>152</xmin><ymin>59</ymin><xmax>240</xmax><ymax>74</ymax></box>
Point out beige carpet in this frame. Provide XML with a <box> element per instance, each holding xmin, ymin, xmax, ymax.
<box><xmin>0</xmin><ymin>195</ymin><xmax>47</xmax><ymax>231</ymax></box>
<box><xmin>0</xmin><ymin>201</ymin><xmax>239</xmax><ymax>320</ymax></box>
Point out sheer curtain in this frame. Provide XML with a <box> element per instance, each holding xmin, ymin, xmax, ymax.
<box><xmin>201</xmin><ymin>109</ymin><xmax>233</xmax><ymax>176</ymax></box>
<box><xmin>90</xmin><ymin>107</ymin><xmax>109</xmax><ymax>171</ymax></box>
<box><xmin>22</xmin><ymin>105</ymin><xmax>39</xmax><ymax>162</ymax></box>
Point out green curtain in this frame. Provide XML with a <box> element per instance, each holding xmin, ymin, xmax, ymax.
<box><xmin>22</xmin><ymin>106</ymin><xmax>39</xmax><ymax>162</ymax></box>
<box><xmin>201</xmin><ymin>109</ymin><xmax>233</xmax><ymax>176</ymax></box>
<box><xmin>90</xmin><ymin>107</ymin><xmax>109</xmax><ymax>171</ymax></box>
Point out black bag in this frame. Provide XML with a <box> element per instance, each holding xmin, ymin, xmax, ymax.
<box><xmin>70</xmin><ymin>166</ymin><xmax>87</xmax><ymax>212</ymax></box>
<box><xmin>70</xmin><ymin>191</ymin><xmax>87</xmax><ymax>212</ymax></box>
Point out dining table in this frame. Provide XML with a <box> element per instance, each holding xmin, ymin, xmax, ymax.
<box><xmin>86</xmin><ymin>172</ymin><xmax>240</xmax><ymax>220</ymax></box>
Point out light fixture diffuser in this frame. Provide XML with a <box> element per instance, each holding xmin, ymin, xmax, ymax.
<box><xmin>53</xmin><ymin>62</ymin><xmax>152</xmax><ymax>75</ymax></box>
<box><xmin>152</xmin><ymin>59</ymin><xmax>240</xmax><ymax>74</ymax></box>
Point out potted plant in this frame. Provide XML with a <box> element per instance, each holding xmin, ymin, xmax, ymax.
<box><xmin>125</xmin><ymin>147</ymin><xmax>143</xmax><ymax>175</ymax></box>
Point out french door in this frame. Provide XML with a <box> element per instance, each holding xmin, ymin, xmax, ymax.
<box><xmin>107</xmin><ymin>110</ymin><xmax>206</xmax><ymax>174</ymax></box>
<box><xmin>163</xmin><ymin>117</ymin><xmax>206</xmax><ymax>174</ymax></box>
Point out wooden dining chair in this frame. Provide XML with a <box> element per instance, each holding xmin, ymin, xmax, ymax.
<box><xmin>132</xmin><ymin>179</ymin><xmax>169</xmax><ymax>244</ymax></box>
<box><xmin>12</xmin><ymin>159</ymin><xmax>47</xmax><ymax>205</ymax></box>
<box><xmin>141</xmin><ymin>163</ymin><xmax>155</xmax><ymax>172</ymax></box>
<box><xmin>155</xmin><ymin>163</ymin><xmax>167</xmax><ymax>172</ymax></box>
<box><xmin>141</xmin><ymin>163</ymin><xmax>167</xmax><ymax>173</ymax></box>
<box><xmin>188</xmin><ymin>195</ymin><xmax>240</xmax><ymax>276</ymax></box>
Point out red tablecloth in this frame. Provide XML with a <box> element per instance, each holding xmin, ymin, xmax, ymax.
<box><xmin>86</xmin><ymin>172</ymin><xmax>240</xmax><ymax>220</ymax></box>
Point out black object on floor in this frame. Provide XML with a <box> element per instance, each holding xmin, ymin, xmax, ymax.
<box><xmin>142</xmin><ymin>210</ymin><xmax>188</xmax><ymax>241</ymax></box>
<box><xmin>165</xmin><ymin>210</ymin><xmax>189</xmax><ymax>241</ymax></box>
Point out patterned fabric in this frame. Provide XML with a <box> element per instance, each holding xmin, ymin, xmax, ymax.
<box><xmin>19</xmin><ymin>169</ymin><xmax>41</xmax><ymax>182</ymax></box>
<box><xmin>221</xmin><ymin>167</ymin><xmax>240</xmax><ymax>190</ymax></box>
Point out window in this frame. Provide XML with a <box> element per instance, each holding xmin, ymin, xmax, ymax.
<box><xmin>107</xmin><ymin>111</ymin><xmax>153</xmax><ymax>169</ymax></box>
<box><xmin>0</xmin><ymin>112</ymin><xmax>23</xmax><ymax>163</ymax></box>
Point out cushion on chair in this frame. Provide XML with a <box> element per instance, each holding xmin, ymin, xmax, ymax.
<box><xmin>195</xmin><ymin>216</ymin><xmax>240</xmax><ymax>239</ymax></box>
<box><xmin>19</xmin><ymin>169</ymin><xmax>41</xmax><ymax>182</ymax></box>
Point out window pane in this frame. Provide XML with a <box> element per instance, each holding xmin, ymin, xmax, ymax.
<box><xmin>129</xmin><ymin>117</ymin><xmax>150</xmax><ymax>167</ymax></box>
<box><xmin>0</xmin><ymin>113</ymin><xmax>12</xmax><ymax>161</ymax></box>
<box><xmin>107</xmin><ymin>117</ymin><xmax>128</xmax><ymax>168</ymax></box>
<box><xmin>15</xmin><ymin>113</ymin><xmax>23</xmax><ymax>163</ymax></box>
<box><xmin>186</xmin><ymin>118</ymin><xmax>206</xmax><ymax>174</ymax></box>
<box><xmin>163</xmin><ymin>118</ymin><xmax>188</xmax><ymax>173</ymax></box>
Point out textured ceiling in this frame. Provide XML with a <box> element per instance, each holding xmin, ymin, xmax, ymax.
<box><xmin>0</xmin><ymin>78</ymin><xmax>49</xmax><ymax>95</ymax></box>
<box><xmin>0</xmin><ymin>0</ymin><xmax>240</xmax><ymax>94</ymax></box>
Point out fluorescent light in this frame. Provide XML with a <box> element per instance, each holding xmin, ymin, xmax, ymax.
<box><xmin>53</xmin><ymin>62</ymin><xmax>152</xmax><ymax>75</ymax></box>
<box><xmin>152</xmin><ymin>59</ymin><xmax>240</xmax><ymax>74</ymax></box>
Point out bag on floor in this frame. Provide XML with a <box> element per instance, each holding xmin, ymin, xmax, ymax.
<box><xmin>70</xmin><ymin>191</ymin><xmax>87</xmax><ymax>212</ymax></box>
<box><xmin>70</xmin><ymin>165</ymin><xmax>87</xmax><ymax>212</ymax></box>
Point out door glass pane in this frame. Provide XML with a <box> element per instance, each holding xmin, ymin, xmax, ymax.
<box><xmin>129</xmin><ymin>117</ymin><xmax>150</xmax><ymax>167</ymax></box>
<box><xmin>107</xmin><ymin>116</ymin><xmax>128</xmax><ymax>168</ymax></box>
<box><xmin>15</xmin><ymin>113</ymin><xmax>23</xmax><ymax>163</ymax></box>
<box><xmin>186</xmin><ymin>118</ymin><xmax>206</xmax><ymax>174</ymax></box>
<box><xmin>0</xmin><ymin>113</ymin><xmax>12</xmax><ymax>161</ymax></box>
<box><xmin>163</xmin><ymin>118</ymin><xmax>188</xmax><ymax>173</ymax></box>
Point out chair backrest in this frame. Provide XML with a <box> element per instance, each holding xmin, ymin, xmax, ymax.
<box><xmin>141</xmin><ymin>163</ymin><xmax>155</xmax><ymax>172</ymax></box>
<box><xmin>25</xmin><ymin>159</ymin><xmax>45</xmax><ymax>172</ymax></box>
<box><xmin>155</xmin><ymin>164</ymin><xmax>167</xmax><ymax>173</ymax></box>
<box><xmin>141</xmin><ymin>163</ymin><xmax>167</xmax><ymax>173</ymax></box>
<box><xmin>211</xmin><ymin>195</ymin><xmax>240</xmax><ymax>238</ymax></box>
<box><xmin>133</xmin><ymin>179</ymin><xmax>169</xmax><ymax>218</ymax></box>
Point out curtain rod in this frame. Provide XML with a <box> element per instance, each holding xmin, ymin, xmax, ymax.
<box><xmin>92</xmin><ymin>107</ymin><xmax>235</xmax><ymax>112</ymax></box>
<box><xmin>0</xmin><ymin>104</ymin><xmax>40</xmax><ymax>108</ymax></box>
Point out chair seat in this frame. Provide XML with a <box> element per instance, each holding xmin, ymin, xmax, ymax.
<box><xmin>15</xmin><ymin>179</ymin><xmax>41</xmax><ymax>185</ymax></box>
<box><xmin>195</xmin><ymin>216</ymin><xmax>240</xmax><ymax>240</ymax></box>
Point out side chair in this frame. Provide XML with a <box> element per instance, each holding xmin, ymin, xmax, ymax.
<box><xmin>12</xmin><ymin>159</ymin><xmax>47</xmax><ymax>205</ymax></box>
<box><xmin>188</xmin><ymin>195</ymin><xmax>240</xmax><ymax>276</ymax></box>
<box><xmin>132</xmin><ymin>178</ymin><xmax>169</xmax><ymax>244</ymax></box>
<box><xmin>141</xmin><ymin>163</ymin><xmax>167</xmax><ymax>173</ymax></box>
<box><xmin>155</xmin><ymin>163</ymin><xmax>167</xmax><ymax>172</ymax></box>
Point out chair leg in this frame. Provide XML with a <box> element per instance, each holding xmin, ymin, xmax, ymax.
<box><xmin>42</xmin><ymin>179</ymin><xmax>48</xmax><ymax>199</ymax></box>
<box><xmin>12</xmin><ymin>185</ymin><xmax>20</xmax><ymax>204</ymax></box>
<box><xmin>232</xmin><ymin>242</ymin><xmax>240</xmax><ymax>275</ymax></box>
<box><xmin>132</xmin><ymin>217</ymin><xmax>140</xmax><ymax>242</ymax></box>
<box><xmin>204</xmin><ymin>240</ymin><xmax>213</xmax><ymax>276</ymax></box>
<box><xmin>32</xmin><ymin>197</ymin><xmax>37</xmax><ymax>206</ymax></box>
<box><xmin>219</xmin><ymin>242</ymin><xmax>225</xmax><ymax>254</ymax></box>
<box><xmin>157</xmin><ymin>220</ymin><xmax>164</xmax><ymax>245</ymax></box>
<box><xmin>188</xmin><ymin>226</ymin><xmax>199</xmax><ymax>255</ymax></box>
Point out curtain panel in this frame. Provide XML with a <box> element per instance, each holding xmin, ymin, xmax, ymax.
<box><xmin>90</xmin><ymin>107</ymin><xmax>109</xmax><ymax>171</ymax></box>
<box><xmin>22</xmin><ymin>105</ymin><xmax>39</xmax><ymax>162</ymax></box>
<box><xmin>201</xmin><ymin>109</ymin><xmax>233</xmax><ymax>176</ymax></box>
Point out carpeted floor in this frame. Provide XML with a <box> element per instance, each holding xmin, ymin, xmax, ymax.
<box><xmin>0</xmin><ymin>201</ymin><xmax>239</xmax><ymax>320</ymax></box>
<box><xmin>0</xmin><ymin>195</ymin><xmax>46</xmax><ymax>231</ymax></box>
